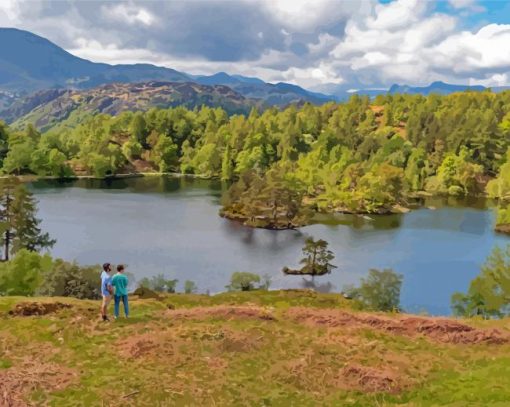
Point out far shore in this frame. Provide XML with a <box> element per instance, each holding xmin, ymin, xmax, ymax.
<box><xmin>0</xmin><ymin>171</ymin><xmax>216</xmax><ymax>182</ymax></box>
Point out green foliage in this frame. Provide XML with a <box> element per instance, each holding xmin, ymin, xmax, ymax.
<box><xmin>0</xmin><ymin>249</ymin><xmax>102</xmax><ymax>299</ymax></box>
<box><xmin>345</xmin><ymin>268</ymin><xmax>403</xmax><ymax>312</ymax></box>
<box><xmin>36</xmin><ymin>259</ymin><xmax>101</xmax><ymax>299</ymax></box>
<box><xmin>487</xmin><ymin>149</ymin><xmax>510</xmax><ymax>199</ymax></box>
<box><xmin>0</xmin><ymin>177</ymin><xmax>55</xmax><ymax>260</ymax></box>
<box><xmin>283</xmin><ymin>237</ymin><xmax>336</xmax><ymax>279</ymax></box>
<box><xmin>496</xmin><ymin>206</ymin><xmax>510</xmax><ymax>226</ymax></box>
<box><xmin>150</xmin><ymin>134</ymin><xmax>178</xmax><ymax>172</ymax></box>
<box><xmin>184</xmin><ymin>280</ymin><xmax>198</xmax><ymax>294</ymax></box>
<box><xmin>451</xmin><ymin>245</ymin><xmax>510</xmax><ymax>318</ymax></box>
<box><xmin>226</xmin><ymin>271</ymin><xmax>261</xmax><ymax>291</ymax></box>
<box><xmin>0</xmin><ymin>249</ymin><xmax>52</xmax><ymax>296</ymax></box>
<box><xmin>222</xmin><ymin>165</ymin><xmax>312</xmax><ymax>228</ymax></box>
<box><xmin>1</xmin><ymin>92</ymin><xmax>509</xmax><ymax>219</ymax></box>
<box><xmin>138</xmin><ymin>274</ymin><xmax>178</xmax><ymax>293</ymax></box>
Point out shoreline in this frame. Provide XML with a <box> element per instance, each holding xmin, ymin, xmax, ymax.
<box><xmin>0</xmin><ymin>171</ymin><xmax>215</xmax><ymax>182</ymax></box>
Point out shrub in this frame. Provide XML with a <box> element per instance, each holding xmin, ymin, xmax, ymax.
<box><xmin>138</xmin><ymin>274</ymin><xmax>178</xmax><ymax>293</ymax></box>
<box><xmin>0</xmin><ymin>250</ymin><xmax>52</xmax><ymax>296</ymax></box>
<box><xmin>184</xmin><ymin>280</ymin><xmax>198</xmax><ymax>294</ymax></box>
<box><xmin>226</xmin><ymin>272</ymin><xmax>261</xmax><ymax>291</ymax></box>
<box><xmin>451</xmin><ymin>245</ymin><xmax>510</xmax><ymax>318</ymax></box>
<box><xmin>344</xmin><ymin>268</ymin><xmax>403</xmax><ymax>312</ymax></box>
<box><xmin>37</xmin><ymin>259</ymin><xmax>101</xmax><ymax>299</ymax></box>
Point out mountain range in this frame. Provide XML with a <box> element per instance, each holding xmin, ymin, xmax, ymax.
<box><xmin>5</xmin><ymin>82</ymin><xmax>258</xmax><ymax>132</ymax></box>
<box><xmin>1</xmin><ymin>27</ymin><xmax>509</xmax><ymax>131</ymax></box>
<box><xmin>0</xmin><ymin>27</ymin><xmax>331</xmax><ymax>108</ymax></box>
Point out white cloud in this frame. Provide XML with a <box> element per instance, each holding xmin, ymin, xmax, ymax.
<box><xmin>1</xmin><ymin>0</ymin><xmax>510</xmax><ymax>90</ymax></box>
<box><xmin>262</xmin><ymin>0</ymin><xmax>371</xmax><ymax>32</ymax></box>
<box><xmin>69</xmin><ymin>38</ymin><xmax>159</xmax><ymax>65</ymax></box>
<box><xmin>101</xmin><ymin>4</ymin><xmax>156</xmax><ymax>26</ymax></box>
<box><xmin>448</xmin><ymin>0</ymin><xmax>485</xmax><ymax>12</ymax></box>
<box><xmin>431</xmin><ymin>24</ymin><xmax>510</xmax><ymax>72</ymax></box>
<box><xmin>367</xmin><ymin>0</ymin><xmax>428</xmax><ymax>31</ymax></box>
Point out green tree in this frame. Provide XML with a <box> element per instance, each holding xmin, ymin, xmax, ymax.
<box><xmin>37</xmin><ymin>259</ymin><xmax>101</xmax><ymax>299</ymax></box>
<box><xmin>130</xmin><ymin>113</ymin><xmax>148</xmax><ymax>146</ymax></box>
<box><xmin>151</xmin><ymin>135</ymin><xmax>178</xmax><ymax>172</ymax></box>
<box><xmin>345</xmin><ymin>269</ymin><xmax>403</xmax><ymax>312</ymax></box>
<box><xmin>283</xmin><ymin>237</ymin><xmax>337</xmax><ymax>281</ymax></box>
<box><xmin>0</xmin><ymin>178</ymin><xmax>55</xmax><ymax>260</ymax></box>
<box><xmin>487</xmin><ymin>149</ymin><xmax>510</xmax><ymax>199</ymax></box>
<box><xmin>184</xmin><ymin>280</ymin><xmax>198</xmax><ymax>294</ymax></box>
<box><xmin>451</xmin><ymin>245</ymin><xmax>510</xmax><ymax>318</ymax></box>
<box><xmin>221</xmin><ymin>145</ymin><xmax>235</xmax><ymax>181</ymax></box>
<box><xmin>226</xmin><ymin>271</ymin><xmax>261</xmax><ymax>291</ymax></box>
<box><xmin>138</xmin><ymin>274</ymin><xmax>178</xmax><ymax>293</ymax></box>
<box><xmin>0</xmin><ymin>249</ymin><xmax>53</xmax><ymax>296</ymax></box>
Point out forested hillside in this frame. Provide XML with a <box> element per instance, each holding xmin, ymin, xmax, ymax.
<box><xmin>0</xmin><ymin>91</ymin><xmax>509</xmax><ymax>219</ymax></box>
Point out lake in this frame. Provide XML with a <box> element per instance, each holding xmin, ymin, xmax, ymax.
<box><xmin>30</xmin><ymin>176</ymin><xmax>510</xmax><ymax>315</ymax></box>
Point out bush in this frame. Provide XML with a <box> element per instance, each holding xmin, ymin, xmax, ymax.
<box><xmin>138</xmin><ymin>274</ymin><xmax>178</xmax><ymax>293</ymax></box>
<box><xmin>37</xmin><ymin>259</ymin><xmax>101</xmax><ymax>299</ymax></box>
<box><xmin>226</xmin><ymin>272</ymin><xmax>261</xmax><ymax>291</ymax></box>
<box><xmin>344</xmin><ymin>268</ymin><xmax>403</xmax><ymax>312</ymax></box>
<box><xmin>0</xmin><ymin>250</ymin><xmax>101</xmax><ymax>299</ymax></box>
<box><xmin>184</xmin><ymin>280</ymin><xmax>198</xmax><ymax>294</ymax></box>
<box><xmin>0</xmin><ymin>250</ymin><xmax>53</xmax><ymax>296</ymax></box>
<box><xmin>451</xmin><ymin>245</ymin><xmax>510</xmax><ymax>318</ymax></box>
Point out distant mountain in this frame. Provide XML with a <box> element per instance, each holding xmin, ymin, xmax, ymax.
<box><xmin>0</xmin><ymin>28</ymin><xmax>333</xmax><ymax>107</ymax></box>
<box><xmin>388</xmin><ymin>81</ymin><xmax>486</xmax><ymax>95</ymax></box>
<box><xmin>5</xmin><ymin>81</ymin><xmax>258</xmax><ymax>132</ymax></box>
<box><xmin>0</xmin><ymin>28</ymin><xmax>189</xmax><ymax>92</ymax></box>
<box><xmin>313</xmin><ymin>80</ymin><xmax>510</xmax><ymax>100</ymax></box>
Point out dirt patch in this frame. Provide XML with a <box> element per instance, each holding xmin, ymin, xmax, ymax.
<box><xmin>117</xmin><ymin>333</ymin><xmax>161</xmax><ymax>359</ymax></box>
<box><xmin>167</xmin><ymin>306</ymin><xmax>275</xmax><ymax>321</ymax></box>
<box><xmin>8</xmin><ymin>302</ymin><xmax>72</xmax><ymax>317</ymax></box>
<box><xmin>287</xmin><ymin>308</ymin><xmax>508</xmax><ymax>345</ymax></box>
<box><xmin>339</xmin><ymin>363</ymin><xmax>402</xmax><ymax>393</ymax></box>
<box><xmin>0</xmin><ymin>358</ymin><xmax>77</xmax><ymax>406</ymax></box>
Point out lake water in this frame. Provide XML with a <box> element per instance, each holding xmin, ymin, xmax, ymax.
<box><xmin>30</xmin><ymin>176</ymin><xmax>510</xmax><ymax>315</ymax></box>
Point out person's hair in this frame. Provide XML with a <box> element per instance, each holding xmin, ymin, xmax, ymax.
<box><xmin>102</xmin><ymin>263</ymin><xmax>111</xmax><ymax>271</ymax></box>
<box><xmin>117</xmin><ymin>264</ymin><xmax>125</xmax><ymax>272</ymax></box>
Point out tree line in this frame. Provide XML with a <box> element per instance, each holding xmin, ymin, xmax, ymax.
<box><xmin>1</xmin><ymin>91</ymin><xmax>510</xmax><ymax>220</ymax></box>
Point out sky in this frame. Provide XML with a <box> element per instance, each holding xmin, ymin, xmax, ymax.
<box><xmin>1</xmin><ymin>0</ymin><xmax>510</xmax><ymax>91</ymax></box>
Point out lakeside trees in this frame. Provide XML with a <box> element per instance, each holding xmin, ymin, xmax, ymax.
<box><xmin>451</xmin><ymin>245</ymin><xmax>510</xmax><ymax>318</ymax></box>
<box><xmin>0</xmin><ymin>177</ymin><xmax>55</xmax><ymax>260</ymax></box>
<box><xmin>0</xmin><ymin>91</ymin><xmax>510</xmax><ymax>221</ymax></box>
<box><xmin>344</xmin><ymin>269</ymin><xmax>403</xmax><ymax>312</ymax></box>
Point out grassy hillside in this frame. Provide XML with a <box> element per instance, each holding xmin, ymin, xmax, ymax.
<box><xmin>1</xmin><ymin>290</ymin><xmax>510</xmax><ymax>406</ymax></box>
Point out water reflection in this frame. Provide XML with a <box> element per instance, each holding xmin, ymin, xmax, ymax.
<box><xmin>29</xmin><ymin>176</ymin><xmax>510</xmax><ymax>315</ymax></box>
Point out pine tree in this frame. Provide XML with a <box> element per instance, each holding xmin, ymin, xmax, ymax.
<box><xmin>0</xmin><ymin>177</ymin><xmax>55</xmax><ymax>260</ymax></box>
<box><xmin>283</xmin><ymin>237</ymin><xmax>337</xmax><ymax>280</ymax></box>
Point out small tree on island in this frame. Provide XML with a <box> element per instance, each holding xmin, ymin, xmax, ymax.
<box><xmin>283</xmin><ymin>238</ymin><xmax>337</xmax><ymax>281</ymax></box>
<box><xmin>0</xmin><ymin>177</ymin><xmax>55</xmax><ymax>261</ymax></box>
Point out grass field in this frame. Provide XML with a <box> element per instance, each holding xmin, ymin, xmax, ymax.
<box><xmin>1</xmin><ymin>290</ymin><xmax>510</xmax><ymax>406</ymax></box>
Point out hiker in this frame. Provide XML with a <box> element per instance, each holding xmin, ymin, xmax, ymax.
<box><xmin>112</xmin><ymin>264</ymin><xmax>129</xmax><ymax>319</ymax></box>
<box><xmin>100</xmin><ymin>263</ymin><xmax>113</xmax><ymax>321</ymax></box>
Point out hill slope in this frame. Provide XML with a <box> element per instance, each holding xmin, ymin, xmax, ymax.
<box><xmin>4</xmin><ymin>81</ymin><xmax>257</xmax><ymax>131</ymax></box>
<box><xmin>0</xmin><ymin>28</ymin><xmax>334</xmax><ymax>107</ymax></box>
<box><xmin>1</xmin><ymin>291</ymin><xmax>510</xmax><ymax>405</ymax></box>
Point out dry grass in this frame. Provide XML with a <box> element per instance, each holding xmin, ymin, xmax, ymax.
<box><xmin>1</xmin><ymin>292</ymin><xmax>510</xmax><ymax>406</ymax></box>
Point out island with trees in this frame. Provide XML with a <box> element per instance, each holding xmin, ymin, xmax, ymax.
<box><xmin>1</xmin><ymin>91</ymin><xmax>510</xmax><ymax>229</ymax></box>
